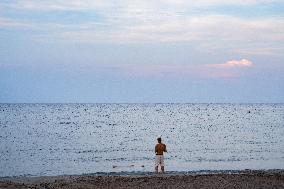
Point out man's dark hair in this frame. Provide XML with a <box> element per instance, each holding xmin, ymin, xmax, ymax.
<box><xmin>157</xmin><ymin>137</ymin><xmax>161</xmax><ymax>143</ymax></box>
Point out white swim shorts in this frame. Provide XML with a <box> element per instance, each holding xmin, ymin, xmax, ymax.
<box><xmin>155</xmin><ymin>155</ymin><xmax>164</xmax><ymax>166</ymax></box>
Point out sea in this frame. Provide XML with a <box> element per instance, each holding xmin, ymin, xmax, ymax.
<box><xmin>0</xmin><ymin>103</ymin><xmax>283</xmax><ymax>177</ymax></box>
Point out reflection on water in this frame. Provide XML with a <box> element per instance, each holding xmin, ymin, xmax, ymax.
<box><xmin>0</xmin><ymin>103</ymin><xmax>283</xmax><ymax>176</ymax></box>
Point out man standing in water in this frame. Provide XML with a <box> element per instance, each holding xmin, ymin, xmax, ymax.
<box><xmin>155</xmin><ymin>137</ymin><xmax>167</xmax><ymax>173</ymax></box>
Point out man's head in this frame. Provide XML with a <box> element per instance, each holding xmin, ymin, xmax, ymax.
<box><xmin>157</xmin><ymin>137</ymin><xmax>161</xmax><ymax>143</ymax></box>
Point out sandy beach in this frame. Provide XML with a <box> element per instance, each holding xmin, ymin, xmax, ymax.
<box><xmin>1</xmin><ymin>170</ymin><xmax>283</xmax><ymax>189</ymax></box>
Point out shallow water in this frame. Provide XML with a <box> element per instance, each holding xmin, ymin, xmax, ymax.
<box><xmin>0</xmin><ymin>103</ymin><xmax>283</xmax><ymax>177</ymax></box>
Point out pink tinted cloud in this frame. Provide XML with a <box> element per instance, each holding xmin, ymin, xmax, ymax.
<box><xmin>202</xmin><ymin>59</ymin><xmax>253</xmax><ymax>78</ymax></box>
<box><xmin>208</xmin><ymin>59</ymin><xmax>253</xmax><ymax>68</ymax></box>
<box><xmin>119</xmin><ymin>59</ymin><xmax>253</xmax><ymax>78</ymax></box>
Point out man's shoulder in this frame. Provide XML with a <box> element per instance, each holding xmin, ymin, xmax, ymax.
<box><xmin>156</xmin><ymin>143</ymin><xmax>166</xmax><ymax>146</ymax></box>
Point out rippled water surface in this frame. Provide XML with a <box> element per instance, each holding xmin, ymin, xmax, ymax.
<box><xmin>0</xmin><ymin>103</ymin><xmax>283</xmax><ymax>176</ymax></box>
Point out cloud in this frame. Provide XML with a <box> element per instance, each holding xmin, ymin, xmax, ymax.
<box><xmin>199</xmin><ymin>59</ymin><xmax>253</xmax><ymax>78</ymax></box>
<box><xmin>46</xmin><ymin>14</ymin><xmax>284</xmax><ymax>56</ymax></box>
<box><xmin>225</xmin><ymin>59</ymin><xmax>253</xmax><ymax>67</ymax></box>
<box><xmin>1</xmin><ymin>1</ymin><xmax>284</xmax><ymax>56</ymax></box>
<box><xmin>54</xmin><ymin>15</ymin><xmax>284</xmax><ymax>44</ymax></box>
<box><xmin>2</xmin><ymin>0</ymin><xmax>113</xmax><ymax>12</ymax></box>
<box><xmin>3</xmin><ymin>0</ymin><xmax>282</xmax><ymax>12</ymax></box>
<box><xmin>209</xmin><ymin>59</ymin><xmax>253</xmax><ymax>68</ymax></box>
<box><xmin>0</xmin><ymin>18</ymin><xmax>31</xmax><ymax>28</ymax></box>
<box><xmin>117</xmin><ymin>59</ymin><xmax>253</xmax><ymax>79</ymax></box>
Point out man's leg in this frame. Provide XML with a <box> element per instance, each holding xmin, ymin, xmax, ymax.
<box><xmin>161</xmin><ymin>155</ymin><xmax>165</xmax><ymax>173</ymax></box>
<box><xmin>155</xmin><ymin>166</ymin><xmax>158</xmax><ymax>173</ymax></box>
<box><xmin>155</xmin><ymin>155</ymin><xmax>159</xmax><ymax>173</ymax></box>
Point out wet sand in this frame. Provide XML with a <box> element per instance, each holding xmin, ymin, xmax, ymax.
<box><xmin>1</xmin><ymin>170</ymin><xmax>283</xmax><ymax>189</ymax></box>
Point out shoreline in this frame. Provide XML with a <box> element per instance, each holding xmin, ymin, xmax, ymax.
<box><xmin>1</xmin><ymin>170</ymin><xmax>283</xmax><ymax>189</ymax></box>
<box><xmin>1</xmin><ymin>169</ymin><xmax>283</xmax><ymax>178</ymax></box>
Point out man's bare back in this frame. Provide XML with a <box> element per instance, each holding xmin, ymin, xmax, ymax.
<box><xmin>155</xmin><ymin>143</ymin><xmax>167</xmax><ymax>155</ymax></box>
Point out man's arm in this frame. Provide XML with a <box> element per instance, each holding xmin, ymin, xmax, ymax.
<box><xmin>164</xmin><ymin>144</ymin><xmax>167</xmax><ymax>152</ymax></box>
<box><xmin>155</xmin><ymin>144</ymin><xmax>158</xmax><ymax>154</ymax></box>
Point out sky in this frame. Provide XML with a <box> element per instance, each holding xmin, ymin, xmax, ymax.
<box><xmin>0</xmin><ymin>0</ymin><xmax>284</xmax><ymax>103</ymax></box>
